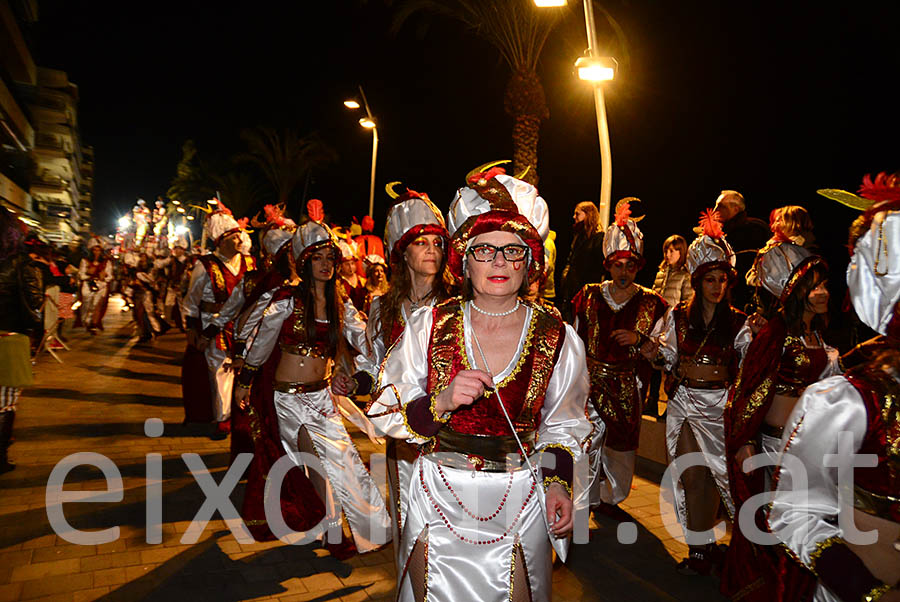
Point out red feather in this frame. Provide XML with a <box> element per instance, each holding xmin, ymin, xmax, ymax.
<box><xmin>263</xmin><ymin>204</ymin><xmax>285</xmax><ymax>226</ymax></box>
<box><xmin>237</xmin><ymin>217</ymin><xmax>249</xmax><ymax>229</ymax></box>
<box><xmin>698</xmin><ymin>209</ymin><xmax>724</xmax><ymax>238</ymax></box>
<box><xmin>858</xmin><ymin>172</ymin><xmax>900</xmax><ymax>201</ymax></box>
<box><xmin>307</xmin><ymin>199</ymin><xmax>325</xmax><ymax>222</ymax></box>
<box><xmin>361</xmin><ymin>215</ymin><xmax>374</xmax><ymax>232</ymax></box>
<box><xmin>614</xmin><ymin>202</ymin><xmax>631</xmax><ymax>227</ymax></box>
<box><xmin>467</xmin><ymin>166</ymin><xmax>506</xmax><ymax>184</ymax></box>
<box><xmin>214</xmin><ymin>198</ymin><xmax>232</xmax><ymax>215</ymax></box>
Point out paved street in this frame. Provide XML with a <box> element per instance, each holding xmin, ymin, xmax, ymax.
<box><xmin>0</xmin><ymin>297</ymin><xmax>728</xmax><ymax>601</ymax></box>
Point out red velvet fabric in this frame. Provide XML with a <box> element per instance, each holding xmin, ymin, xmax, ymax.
<box><xmin>181</xmin><ymin>344</ymin><xmax>214</xmax><ymax>423</ymax></box>
<box><xmin>240</xmin><ymin>345</ymin><xmax>326</xmax><ymax>541</ymax></box>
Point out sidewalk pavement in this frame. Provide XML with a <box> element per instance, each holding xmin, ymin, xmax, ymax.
<box><xmin>0</xmin><ymin>296</ymin><xmax>728</xmax><ymax>601</ymax></box>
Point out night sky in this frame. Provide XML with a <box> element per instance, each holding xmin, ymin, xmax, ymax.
<box><xmin>30</xmin><ymin>0</ymin><xmax>900</xmax><ymax>291</ymax></box>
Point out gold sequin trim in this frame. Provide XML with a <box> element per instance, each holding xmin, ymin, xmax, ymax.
<box><xmin>807</xmin><ymin>535</ymin><xmax>842</xmax><ymax>575</ymax></box>
<box><xmin>864</xmin><ymin>583</ymin><xmax>892</xmax><ymax>602</ymax></box>
<box><xmin>401</xmin><ymin>401</ymin><xmax>435</xmax><ymax>441</ymax></box>
<box><xmin>429</xmin><ymin>394</ymin><xmax>449</xmax><ymax>424</ymax></box>
<box><xmin>543</xmin><ymin>475</ymin><xmax>573</xmax><ymax>497</ymax></box>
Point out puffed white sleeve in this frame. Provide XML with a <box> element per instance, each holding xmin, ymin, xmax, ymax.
<box><xmin>181</xmin><ymin>262</ymin><xmax>208</xmax><ymax>319</ymax></box>
<box><xmin>767</xmin><ymin>376</ymin><xmax>875</xmax><ymax>594</ymax></box>
<box><xmin>342</xmin><ymin>298</ymin><xmax>369</xmax><ymax>356</ymax></box>
<box><xmin>242</xmin><ymin>297</ymin><xmax>292</xmax><ymax>369</ymax></box>
<box><xmin>536</xmin><ymin>323</ymin><xmax>592</xmax><ymax>480</ymax></box>
<box><xmin>654</xmin><ymin>307</ymin><xmax>678</xmax><ymax>371</ymax></box>
<box><xmin>352</xmin><ymin>297</ymin><xmax>387</xmax><ymax>390</ymax></box>
<box><xmin>210</xmin><ymin>277</ymin><xmax>247</xmax><ymax>330</ymax></box>
<box><xmin>734</xmin><ymin>320</ymin><xmax>754</xmax><ymax>365</ymax></box>
<box><xmin>234</xmin><ymin>289</ymin><xmax>274</xmax><ymax>346</ymax></box>
<box><xmin>819</xmin><ymin>343</ymin><xmax>842</xmax><ymax>379</ymax></box>
<box><xmin>733</xmin><ymin>317</ymin><xmax>754</xmax><ymax>361</ymax></box>
<box><xmin>366</xmin><ymin>306</ymin><xmax>434</xmax><ymax>443</ymax></box>
<box><xmin>102</xmin><ymin>261</ymin><xmax>114</xmax><ymax>282</ymax></box>
<box><xmin>78</xmin><ymin>259</ymin><xmax>88</xmax><ymax>281</ymax></box>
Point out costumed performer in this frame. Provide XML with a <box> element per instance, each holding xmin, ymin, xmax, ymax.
<box><xmin>367</xmin><ymin>163</ymin><xmax>589</xmax><ymax>602</ymax></box>
<box><xmin>78</xmin><ymin>236</ymin><xmax>113</xmax><ymax>334</ymax></box>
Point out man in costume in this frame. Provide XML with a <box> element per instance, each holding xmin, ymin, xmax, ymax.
<box><xmin>573</xmin><ymin>198</ymin><xmax>668</xmax><ymax>509</ymax></box>
<box><xmin>181</xmin><ymin>200</ymin><xmax>254</xmax><ymax>439</ymax></box>
<box><xmin>768</xmin><ymin>180</ymin><xmax>900</xmax><ymax>602</ymax></box>
<box><xmin>368</xmin><ymin>162</ymin><xmax>589</xmax><ymax>601</ymax></box>
<box><xmin>354</xmin><ymin>214</ymin><xmax>385</xmax><ymax>261</ymax></box>
<box><xmin>133</xmin><ymin>199</ymin><xmax>151</xmax><ymax>246</ymax></box>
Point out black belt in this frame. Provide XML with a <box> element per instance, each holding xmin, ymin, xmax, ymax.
<box><xmin>432</xmin><ymin>428</ymin><xmax>535</xmax><ymax>472</ymax></box>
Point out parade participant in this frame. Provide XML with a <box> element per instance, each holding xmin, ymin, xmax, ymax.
<box><xmin>78</xmin><ymin>236</ymin><xmax>113</xmax><ymax>334</ymax></box>
<box><xmin>133</xmin><ymin>199</ymin><xmax>151</xmax><ymax>245</ymax></box>
<box><xmin>354</xmin><ymin>214</ymin><xmax>385</xmax><ymax>261</ymax></box>
<box><xmin>152</xmin><ymin>197</ymin><xmax>168</xmax><ymax>240</ymax></box>
<box><xmin>342</xmin><ymin>181</ymin><xmax>452</xmax><ymax>568</ymax></box>
<box><xmin>363</xmin><ymin>254</ymin><xmax>389</xmax><ymax>309</ymax></box>
<box><xmin>164</xmin><ymin>240</ymin><xmax>189</xmax><ymax>329</ymax></box>
<box><xmin>181</xmin><ymin>200</ymin><xmax>253</xmax><ymax>438</ymax></box>
<box><xmin>367</xmin><ymin>163</ymin><xmax>588</xmax><ymax>601</ymax></box>
<box><xmin>336</xmin><ymin>239</ymin><xmax>367</xmax><ymax>312</ymax></box>
<box><xmin>768</xmin><ymin>185</ymin><xmax>900</xmax><ymax>602</ymax></box>
<box><xmin>233</xmin><ymin>199</ymin><xmax>389</xmax><ymax>558</ymax></box>
<box><xmin>651</xmin><ymin>210</ymin><xmax>755</xmax><ymax>574</ymax></box>
<box><xmin>721</xmin><ymin>241</ymin><xmax>840</xmax><ymax>601</ymax></box>
<box><xmin>573</xmin><ymin>198</ymin><xmax>668</xmax><ymax>509</ymax></box>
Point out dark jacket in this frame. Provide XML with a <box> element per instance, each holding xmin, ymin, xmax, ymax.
<box><xmin>559</xmin><ymin>229</ymin><xmax>606</xmax><ymax>320</ymax></box>
<box><xmin>723</xmin><ymin>211</ymin><xmax>769</xmax><ymax>312</ymax></box>
<box><xmin>0</xmin><ymin>253</ymin><xmax>44</xmax><ymax>334</ymax></box>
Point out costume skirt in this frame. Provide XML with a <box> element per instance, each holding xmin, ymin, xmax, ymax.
<box><xmin>664</xmin><ymin>385</ymin><xmax>734</xmax><ymax>539</ymax></box>
<box><xmin>398</xmin><ymin>454</ymin><xmax>553</xmax><ymax>602</ymax></box>
<box><xmin>273</xmin><ymin>388</ymin><xmax>390</xmax><ymax>553</ymax></box>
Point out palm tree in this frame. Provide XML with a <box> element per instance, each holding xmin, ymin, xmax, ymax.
<box><xmin>209</xmin><ymin>171</ymin><xmax>270</xmax><ymax>219</ymax></box>
<box><xmin>166</xmin><ymin>140</ymin><xmax>216</xmax><ymax>205</ymax></box>
<box><xmin>392</xmin><ymin>0</ymin><xmax>563</xmax><ymax>186</ymax></box>
<box><xmin>237</xmin><ymin>128</ymin><xmax>338</xmax><ymax>209</ymax></box>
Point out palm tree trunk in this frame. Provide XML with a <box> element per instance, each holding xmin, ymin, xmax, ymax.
<box><xmin>504</xmin><ymin>68</ymin><xmax>549</xmax><ymax>187</ymax></box>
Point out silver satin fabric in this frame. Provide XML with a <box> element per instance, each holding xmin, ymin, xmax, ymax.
<box><xmin>370</xmin><ymin>301</ymin><xmax>591</xmax><ymax>598</ymax></box>
<box><xmin>398</xmin><ymin>456</ymin><xmax>552</xmax><ymax>602</ymax></box>
<box><xmin>291</xmin><ymin>220</ymin><xmax>335</xmax><ymax>261</ymax></box>
<box><xmin>652</xmin><ymin>308</ymin><xmax>750</xmax><ymax>531</ymax></box>
<box><xmin>685</xmin><ymin>234</ymin><xmax>736</xmax><ymax>274</ymax></box>
<box><xmin>767</xmin><ymin>376</ymin><xmax>870</xmax><ymax>602</ymax></box>
<box><xmin>273</xmin><ymin>388</ymin><xmax>391</xmax><ymax>553</ymax></box>
<box><xmin>750</xmin><ymin>241</ymin><xmax>810</xmax><ymax>297</ymax></box>
<box><xmin>446</xmin><ymin>174</ymin><xmax>549</xmax><ymax>241</ymax></box>
<box><xmin>847</xmin><ymin>210</ymin><xmax>900</xmax><ymax>335</ymax></box>
<box><xmin>385</xmin><ymin>197</ymin><xmax>447</xmax><ymax>251</ymax></box>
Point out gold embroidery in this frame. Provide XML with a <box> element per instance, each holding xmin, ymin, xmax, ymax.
<box><xmin>521</xmin><ymin>304</ymin><xmax>563</xmax><ymax>430</ymax></box>
<box><xmin>209</xmin><ymin>263</ymin><xmax>226</xmax><ymax>298</ymax></box>
<box><xmin>429</xmin><ymin>394</ymin><xmax>449</xmax><ymax>424</ymax></box>
<box><xmin>864</xmin><ymin>584</ymin><xmax>892</xmax><ymax>602</ymax></box>
<box><xmin>733</xmin><ymin>376</ymin><xmax>774</xmax><ymax>436</ymax></box>
<box><xmin>543</xmin><ymin>475</ymin><xmax>573</xmax><ymax>496</ymax></box>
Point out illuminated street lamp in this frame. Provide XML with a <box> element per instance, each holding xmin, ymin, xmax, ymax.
<box><xmin>343</xmin><ymin>85</ymin><xmax>379</xmax><ymax>218</ymax></box>
<box><xmin>177</xmin><ymin>207</ymin><xmax>186</xmax><ymax>214</ymax></box>
<box><xmin>535</xmin><ymin>0</ymin><xmax>616</xmax><ymax>230</ymax></box>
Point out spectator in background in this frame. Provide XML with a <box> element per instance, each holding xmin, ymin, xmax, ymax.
<box><xmin>713</xmin><ymin>190</ymin><xmax>769</xmax><ymax>311</ymax></box>
<box><xmin>771</xmin><ymin>205</ymin><xmax>819</xmax><ymax>252</ymax></box>
<box><xmin>0</xmin><ymin>209</ymin><xmax>43</xmax><ymax>349</ymax></box>
<box><xmin>560</xmin><ymin>201</ymin><xmax>606</xmax><ymax>321</ymax></box>
<box><xmin>646</xmin><ymin>234</ymin><xmax>693</xmax><ymax>417</ymax></box>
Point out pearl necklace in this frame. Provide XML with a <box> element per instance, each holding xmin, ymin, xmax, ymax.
<box><xmin>470</xmin><ymin>299</ymin><xmax>520</xmax><ymax>317</ymax></box>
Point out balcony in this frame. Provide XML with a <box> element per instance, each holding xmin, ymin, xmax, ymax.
<box><xmin>33</xmin><ymin>135</ymin><xmax>67</xmax><ymax>159</ymax></box>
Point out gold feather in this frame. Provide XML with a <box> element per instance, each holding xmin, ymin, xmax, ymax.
<box><xmin>816</xmin><ymin>189</ymin><xmax>875</xmax><ymax>212</ymax></box>
<box><xmin>465</xmin><ymin>160</ymin><xmax>510</xmax><ymax>185</ymax></box>
<box><xmin>385</xmin><ymin>181</ymin><xmax>402</xmax><ymax>199</ymax></box>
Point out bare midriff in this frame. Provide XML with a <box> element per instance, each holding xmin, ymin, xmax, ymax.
<box><xmin>681</xmin><ymin>364</ymin><xmax>729</xmax><ymax>384</ymax></box>
<box><xmin>275</xmin><ymin>352</ymin><xmax>330</xmax><ymax>383</ymax></box>
<box><xmin>765</xmin><ymin>393</ymin><xmax>800</xmax><ymax>427</ymax></box>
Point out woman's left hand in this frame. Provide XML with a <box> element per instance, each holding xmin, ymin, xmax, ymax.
<box><xmin>545</xmin><ymin>482</ymin><xmax>574</xmax><ymax>537</ymax></box>
<box><xmin>331</xmin><ymin>372</ymin><xmax>357</xmax><ymax>396</ymax></box>
<box><xmin>611</xmin><ymin>329</ymin><xmax>639</xmax><ymax>347</ymax></box>
<box><xmin>747</xmin><ymin>312</ymin><xmax>767</xmax><ymax>336</ymax></box>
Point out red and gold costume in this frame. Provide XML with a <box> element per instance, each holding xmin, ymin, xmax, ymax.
<box><xmin>574</xmin><ymin>281</ymin><xmax>667</xmax><ymax>504</ymax></box>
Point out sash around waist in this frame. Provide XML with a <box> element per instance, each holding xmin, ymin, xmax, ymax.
<box><xmin>430</xmin><ymin>428</ymin><xmax>536</xmax><ymax>472</ymax></box>
<box><xmin>199</xmin><ymin>300</ymin><xmax>223</xmax><ymax>314</ymax></box>
<box><xmin>273</xmin><ymin>378</ymin><xmax>330</xmax><ymax>394</ymax></box>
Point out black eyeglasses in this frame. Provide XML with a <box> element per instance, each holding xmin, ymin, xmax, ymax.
<box><xmin>467</xmin><ymin>243</ymin><xmax>529</xmax><ymax>263</ymax></box>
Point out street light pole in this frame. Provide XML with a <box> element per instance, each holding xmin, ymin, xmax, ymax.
<box><xmin>357</xmin><ymin>85</ymin><xmax>378</xmax><ymax>219</ymax></box>
<box><xmin>581</xmin><ymin>0</ymin><xmax>613</xmax><ymax>231</ymax></box>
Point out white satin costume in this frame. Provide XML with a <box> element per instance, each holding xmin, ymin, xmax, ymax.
<box><xmin>78</xmin><ymin>257</ymin><xmax>113</xmax><ymax>329</ymax></box>
<box><xmin>241</xmin><ymin>293</ymin><xmax>391</xmax><ymax>552</ymax></box>
<box><xmin>369</xmin><ymin>301</ymin><xmax>591</xmax><ymax>602</ymax></box>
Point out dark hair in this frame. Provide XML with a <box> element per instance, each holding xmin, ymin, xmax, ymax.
<box><xmin>297</xmin><ymin>249</ymin><xmax>342</xmax><ymax>355</ymax></box>
<box><xmin>782</xmin><ymin>261</ymin><xmax>829</xmax><ymax>336</ymax></box>
<box><xmin>376</xmin><ymin>246</ymin><xmax>453</xmax><ymax>345</ymax></box>
<box><xmin>686</xmin><ymin>269</ymin><xmax>735</xmax><ymax>347</ymax></box>
<box><xmin>658</xmin><ymin>234</ymin><xmax>688</xmax><ymax>270</ymax></box>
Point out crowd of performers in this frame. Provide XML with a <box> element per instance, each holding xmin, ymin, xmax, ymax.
<box><xmin>163</xmin><ymin>161</ymin><xmax>899</xmax><ymax>602</ymax></box>
<box><xmin>4</xmin><ymin>160</ymin><xmax>894</xmax><ymax>600</ymax></box>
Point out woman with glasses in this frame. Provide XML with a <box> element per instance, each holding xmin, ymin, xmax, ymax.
<box><xmin>368</xmin><ymin>165</ymin><xmax>590</xmax><ymax>602</ymax></box>
<box><xmin>233</xmin><ymin>203</ymin><xmax>390</xmax><ymax>560</ymax></box>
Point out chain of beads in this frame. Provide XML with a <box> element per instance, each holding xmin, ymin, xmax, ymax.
<box><xmin>421</xmin><ymin>463</ymin><xmax>536</xmax><ymax>546</ymax></box>
<box><xmin>436</xmin><ymin>462</ymin><xmax>514</xmax><ymax>521</ymax></box>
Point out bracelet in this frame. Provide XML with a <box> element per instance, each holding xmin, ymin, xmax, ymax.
<box><xmin>235</xmin><ymin>383</ymin><xmax>250</xmax><ymax>390</ymax></box>
<box><xmin>864</xmin><ymin>584</ymin><xmax>892</xmax><ymax>602</ymax></box>
<box><xmin>543</xmin><ymin>476</ymin><xmax>573</xmax><ymax>497</ymax></box>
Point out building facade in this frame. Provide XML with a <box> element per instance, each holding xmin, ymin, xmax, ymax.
<box><xmin>0</xmin><ymin>0</ymin><xmax>94</xmax><ymax>243</ymax></box>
